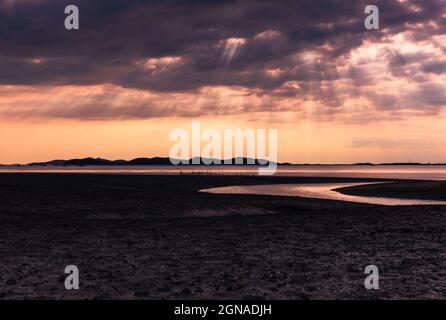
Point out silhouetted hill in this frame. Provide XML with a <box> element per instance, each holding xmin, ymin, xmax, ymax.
<box><xmin>64</xmin><ymin>158</ymin><xmax>113</xmax><ymax>166</ymax></box>
<box><xmin>26</xmin><ymin>157</ymin><xmax>276</xmax><ymax>167</ymax></box>
<box><xmin>22</xmin><ymin>157</ymin><xmax>446</xmax><ymax>167</ymax></box>
<box><xmin>28</xmin><ymin>160</ymin><xmax>66</xmax><ymax>166</ymax></box>
<box><xmin>127</xmin><ymin>157</ymin><xmax>172</xmax><ymax>165</ymax></box>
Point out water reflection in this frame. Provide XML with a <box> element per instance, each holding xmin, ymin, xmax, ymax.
<box><xmin>201</xmin><ymin>182</ymin><xmax>446</xmax><ymax>206</ymax></box>
<box><xmin>3</xmin><ymin>165</ymin><xmax>446</xmax><ymax>180</ymax></box>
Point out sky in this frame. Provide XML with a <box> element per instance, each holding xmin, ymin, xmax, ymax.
<box><xmin>1</xmin><ymin>0</ymin><xmax>446</xmax><ymax>164</ymax></box>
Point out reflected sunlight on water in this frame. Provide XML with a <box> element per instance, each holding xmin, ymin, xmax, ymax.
<box><xmin>201</xmin><ymin>182</ymin><xmax>446</xmax><ymax>206</ymax></box>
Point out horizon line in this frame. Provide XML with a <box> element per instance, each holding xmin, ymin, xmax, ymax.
<box><xmin>1</xmin><ymin>156</ymin><xmax>445</xmax><ymax>167</ymax></box>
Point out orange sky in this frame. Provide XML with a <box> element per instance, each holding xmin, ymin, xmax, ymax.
<box><xmin>1</xmin><ymin>1</ymin><xmax>446</xmax><ymax>164</ymax></box>
<box><xmin>2</xmin><ymin>32</ymin><xmax>446</xmax><ymax>164</ymax></box>
<box><xmin>2</xmin><ymin>111</ymin><xmax>446</xmax><ymax>164</ymax></box>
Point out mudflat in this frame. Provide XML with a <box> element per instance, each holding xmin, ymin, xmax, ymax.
<box><xmin>336</xmin><ymin>180</ymin><xmax>446</xmax><ymax>200</ymax></box>
<box><xmin>1</xmin><ymin>173</ymin><xmax>446</xmax><ymax>299</ymax></box>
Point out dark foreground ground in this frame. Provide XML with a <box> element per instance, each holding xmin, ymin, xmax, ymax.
<box><xmin>1</xmin><ymin>173</ymin><xmax>446</xmax><ymax>299</ymax></box>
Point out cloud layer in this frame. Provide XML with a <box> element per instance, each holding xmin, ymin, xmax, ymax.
<box><xmin>0</xmin><ymin>0</ymin><xmax>445</xmax><ymax>121</ymax></box>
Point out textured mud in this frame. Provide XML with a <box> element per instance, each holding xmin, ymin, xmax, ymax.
<box><xmin>0</xmin><ymin>173</ymin><xmax>446</xmax><ymax>299</ymax></box>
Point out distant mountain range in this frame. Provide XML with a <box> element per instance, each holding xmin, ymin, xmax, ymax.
<box><xmin>0</xmin><ymin>157</ymin><xmax>445</xmax><ymax>167</ymax></box>
<box><xmin>26</xmin><ymin>157</ymin><xmax>277</xmax><ymax>167</ymax></box>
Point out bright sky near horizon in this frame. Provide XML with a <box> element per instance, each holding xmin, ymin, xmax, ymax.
<box><xmin>1</xmin><ymin>0</ymin><xmax>446</xmax><ymax>164</ymax></box>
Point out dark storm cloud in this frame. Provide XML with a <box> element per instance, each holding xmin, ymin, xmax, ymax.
<box><xmin>0</xmin><ymin>0</ymin><xmax>444</xmax><ymax>92</ymax></box>
<box><xmin>422</xmin><ymin>60</ymin><xmax>446</xmax><ymax>74</ymax></box>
